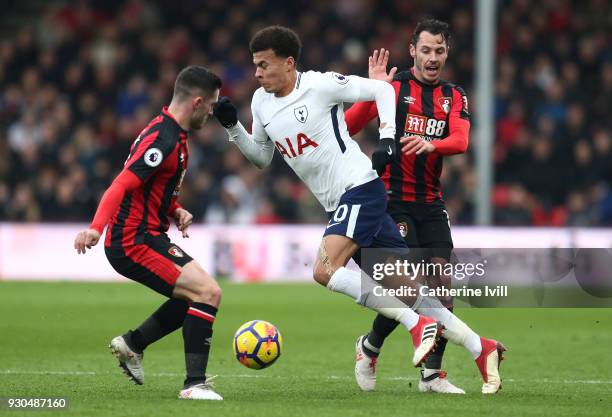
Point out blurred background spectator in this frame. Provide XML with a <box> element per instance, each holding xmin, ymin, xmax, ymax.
<box><xmin>0</xmin><ymin>0</ymin><xmax>610</xmax><ymax>226</ymax></box>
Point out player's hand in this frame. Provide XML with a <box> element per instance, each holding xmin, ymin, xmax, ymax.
<box><xmin>74</xmin><ymin>229</ymin><xmax>101</xmax><ymax>254</ymax></box>
<box><xmin>368</xmin><ymin>48</ymin><xmax>397</xmax><ymax>83</ymax></box>
<box><xmin>372</xmin><ymin>137</ymin><xmax>396</xmax><ymax>176</ymax></box>
<box><xmin>213</xmin><ymin>96</ymin><xmax>238</xmax><ymax>128</ymax></box>
<box><xmin>401</xmin><ymin>135</ymin><xmax>435</xmax><ymax>156</ymax></box>
<box><xmin>174</xmin><ymin>208</ymin><xmax>193</xmax><ymax>238</ymax></box>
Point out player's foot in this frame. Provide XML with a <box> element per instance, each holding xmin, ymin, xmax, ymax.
<box><xmin>109</xmin><ymin>335</ymin><xmax>144</xmax><ymax>385</ymax></box>
<box><xmin>409</xmin><ymin>315</ymin><xmax>442</xmax><ymax>367</ymax></box>
<box><xmin>354</xmin><ymin>335</ymin><xmax>377</xmax><ymax>391</ymax></box>
<box><xmin>475</xmin><ymin>337</ymin><xmax>507</xmax><ymax>394</ymax></box>
<box><xmin>418</xmin><ymin>370</ymin><xmax>465</xmax><ymax>394</ymax></box>
<box><xmin>178</xmin><ymin>380</ymin><xmax>223</xmax><ymax>400</ymax></box>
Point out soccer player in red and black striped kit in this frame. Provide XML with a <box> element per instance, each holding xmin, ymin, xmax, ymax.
<box><xmin>74</xmin><ymin>66</ymin><xmax>224</xmax><ymax>400</ymax></box>
<box><xmin>346</xmin><ymin>19</ymin><xmax>477</xmax><ymax>394</ymax></box>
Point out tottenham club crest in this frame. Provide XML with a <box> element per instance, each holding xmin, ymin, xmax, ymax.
<box><xmin>144</xmin><ymin>148</ymin><xmax>163</xmax><ymax>167</ymax></box>
<box><xmin>168</xmin><ymin>246</ymin><xmax>184</xmax><ymax>258</ymax></box>
<box><xmin>439</xmin><ymin>97</ymin><xmax>452</xmax><ymax>114</ymax></box>
<box><xmin>294</xmin><ymin>105</ymin><xmax>308</xmax><ymax>123</ymax></box>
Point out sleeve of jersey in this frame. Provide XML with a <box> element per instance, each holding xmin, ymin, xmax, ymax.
<box><xmin>89</xmin><ymin>169</ymin><xmax>143</xmax><ymax>234</ymax></box>
<box><xmin>126</xmin><ymin>131</ymin><xmax>175</xmax><ymax>181</ymax></box>
<box><xmin>167</xmin><ymin>199</ymin><xmax>183</xmax><ymax>217</ymax></box>
<box><xmin>225</xmin><ymin>96</ymin><xmax>275</xmax><ymax>169</ymax></box>
<box><xmin>320</xmin><ymin>72</ymin><xmax>396</xmax><ymax>139</ymax></box>
<box><xmin>432</xmin><ymin>87</ymin><xmax>471</xmax><ymax>155</ymax></box>
<box><xmin>344</xmin><ymin>81</ymin><xmax>400</xmax><ymax>136</ymax></box>
<box><xmin>344</xmin><ymin>101</ymin><xmax>378</xmax><ymax>136</ymax></box>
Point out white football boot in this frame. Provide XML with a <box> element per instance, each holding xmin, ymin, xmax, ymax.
<box><xmin>418</xmin><ymin>370</ymin><xmax>466</xmax><ymax>394</ymax></box>
<box><xmin>109</xmin><ymin>335</ymin><xmax>144</xmax><ymax>385</ymax></box>
<box><xmin>354</xmin><ymin>335</ymin><xmax>377</xmax><ymax>391</ymax></box>
<box><xmin>178</xmin><ymin>378</ymin><xmax>223</xmax><ymax>400</ymax></box>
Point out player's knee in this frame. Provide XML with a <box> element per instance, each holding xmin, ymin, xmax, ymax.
<box><xmin>312</xmin><ymin>260</ymin><xmax>332</xmax><ymax>286</ymax></box>
<box><xmin>187</xmin><ymin>274</ymin><xmax>222</xmax><ymax>306</ymax></box>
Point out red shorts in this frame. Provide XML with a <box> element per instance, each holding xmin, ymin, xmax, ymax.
<box><xmin>105</xmin><ymin>233</ymin><xmax>193</xmax><ymax>297</ymax></box>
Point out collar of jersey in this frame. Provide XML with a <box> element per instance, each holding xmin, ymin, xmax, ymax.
<box><xmin>162</xmin><ymin>106</ymin><xmax>189</xmax><ymax>133</ymax></box>
<box><xmin>272</xmin><ymin>71</ymin><xmax>302</xmax><ymax>101</ymax></box>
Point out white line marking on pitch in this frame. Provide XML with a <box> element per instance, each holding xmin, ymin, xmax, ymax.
<box><xmin>1</xmin><ymin>370</ymin><xmax>612</xmax><ymax>385</ymax></box>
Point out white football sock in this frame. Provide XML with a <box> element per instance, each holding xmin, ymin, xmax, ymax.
<box><xmin>326</xmin><ymin>266</ymin><xmax>361</xmax><ymax>299</ymax></box>
<box><xmin>414</xmin><ymin>289</ymin><xmax>482</xmax><ymax>358</ymax></box>
<box><xmin>327</xmin><ymin>267</ymin><xmax>419</xmax><ymax>330</ymax></box>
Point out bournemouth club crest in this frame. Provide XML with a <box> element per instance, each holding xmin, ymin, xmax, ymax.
<box><xmin>397</xmin><ymin>222</ymin><xmax>408</xmax><ymax>238</ymax></box>
<box><xmin>438</xmin><ymin>97</ymin><xmax>452</xmax><ymax>114</ymax></box>
<box><xmin>294</xmin><ymin>105</ymin><xmax>308</xmax><ymax>123</ymax></box>
<box><xmin>168</xmin><ymin>246</ymin><xmax>184</xmax><ymax>258</ymax></box>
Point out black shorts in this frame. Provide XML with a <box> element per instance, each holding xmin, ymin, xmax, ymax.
<box><xmin>105</xmin><ymin>233</ymin><xmax>193</xmax><ymax>298</ymax></box>
<box><xmin>387</xmin><ymin>200</ymin><xmax>454</xmax><ymax>261</ymax></box>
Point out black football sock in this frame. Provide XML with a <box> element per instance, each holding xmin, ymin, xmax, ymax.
<box><xmin>363</xmin><ymin>314</ymin><xmax>401</xmax><ymax>357</ymax></box>
<box><xmin>123</xmin><ymin>299</ymin><xmax>189</xmax><ymax>354</ymax></box>
<box><xmin>423</xmin><ymin>307</ymin><xmax>453</xmax><ymax>372</ymax></box>
<box><xmin>182</xmin><ymin>303</ymin><xmax>217</xmax><ymax>388</ymax></box>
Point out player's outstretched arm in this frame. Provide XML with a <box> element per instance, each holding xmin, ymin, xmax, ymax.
<box><xmin>74</xmin><ymin>169</ymin><xmax>142</xmax><ymax>254</ymax></box>
<box><xmin>213</xmin><ymin>96</ymin><xmax>274</xmax><ymax>169</ymax></box>
<box><xmin>324</xmin><ymin>73</ymin><xmax>397</xmax><ymax>174</ymax></box>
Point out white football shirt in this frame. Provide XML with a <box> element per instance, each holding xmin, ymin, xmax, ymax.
<box><xmin>228</xmin><ymin>70</ymin><xmax>396</xmax><ymax>212</ymax></box>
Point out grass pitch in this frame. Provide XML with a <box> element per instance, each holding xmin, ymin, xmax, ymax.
<box><xmin>1</xmin><ymin>281</ymin><xmax>611</xmax><ymax>417</ymax></box>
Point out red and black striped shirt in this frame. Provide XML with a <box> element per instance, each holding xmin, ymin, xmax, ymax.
<box><xmin>345</xmin><ymin>69</ymin><xmax>470</xmax><ymax>203</ymax></box>
<box><xmin>102</xmin><ymin>107</ymin><xmax>189</xmax><ymax>249</ymax></box>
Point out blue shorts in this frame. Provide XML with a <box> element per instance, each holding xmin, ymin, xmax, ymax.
<box><xmin>323</xmin><ymin>178</ymin><xmax>407</xmax><ymax>252</ymax></box>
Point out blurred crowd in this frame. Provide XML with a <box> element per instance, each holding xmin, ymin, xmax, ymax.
<box><xmin>0</xmin><ymin>0</ymin><xmax>610</xmax><ymax>226</ymax></box>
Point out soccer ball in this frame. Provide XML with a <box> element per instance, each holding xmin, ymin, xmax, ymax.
<box><xmin>233</xmin><ymin>320</ymin><xmax>283</xmax><ymax>370</ymax></box>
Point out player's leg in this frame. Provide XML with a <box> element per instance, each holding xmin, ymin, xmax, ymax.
<box><xmin>106</xmin><ymin>236</ymin><xmax>223</xmax><ymax>399</ymax></box>
<box><xmin>105</xmin><ymin>242</ymin><xmax>193</xmax><ymax>386</ymax></box>
<box><xmin>358</xmin><ymin>212</ymin><xmax>418</xmax><ymax>360</ymax></box>
<box><xmin>119</xmin><ymin>235</ymin><xmax>196</xmax><ymax>356</ymax></box>
<box><xmin>313</xmin><ymin>233</ymin><xmax>439</xmax><ymax>369</ymax></box>
<box><xmin>172</xmin><ymin>260</ymin><xmax>223</xmax><ymax>400</ymax></box>
<box><xmin>357</xmin><ymin>209</ymin><xmax>506</xmax><ymax>393</ymax></box>
<box><xmin>315</xmin><ymin>181</ymin><xmax>441</xmax><ymax>370</ymax></box>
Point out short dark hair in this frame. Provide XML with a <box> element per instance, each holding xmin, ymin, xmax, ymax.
<box><xmin>249</xmin><ymin>25</ymin><xmax>302</xmax><ymax>62</ymax></box>
<box><xmin>173</xmin><ymin>65</ymin><xmax>222</xmax><ymax>100</ymax></box>
<box><xmin>411</xmin><ymin>19</ymin><xmax>451</xmax><ymax>47</ymax></box>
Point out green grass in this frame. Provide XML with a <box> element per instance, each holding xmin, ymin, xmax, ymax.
<box><xmin>0</xmin><ymin>281</ymin><xmax>611</xmax><ymax>417</ymax></box>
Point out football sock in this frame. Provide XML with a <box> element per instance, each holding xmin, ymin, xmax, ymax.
<box><xmin>124</xmin><ymin>299</ymin><xmax>189</xmax><ymax>354</ymax></box>
<box><xmin>182</xmin><ymin>303</ymin><xmax>217</xmax><ymax>387</ymax></box>
<box><xmin>362</xmin><ymin>336</ymin><xmax>381</xmax><ymax>357</ymax></box>
<box><xmin>422</xmin><ymin>368</ymin><xmax>440</xmax><ymax>379</ymax></box>
<box><xmin>327</xmin><ymin>267</ymin><xmax>420</xmax><ymax>330</ymax></box>
<box><xmin>423</xmin><ymin>307</ymin><xmax>453</xmax><ymax>370</ymax></box>
<box><xmin>366</xmin><ymin>314</ymin><xmax>400</xmax><ymax>351</ymax></box>
<box><xmin>326</xmin><ymin>266</ymin><xmax>361</xmax><ymax>299</ymax></box>
<box><xmin>414</xmin><ymin>292</ymin><xmax>482</xmax><ymax>358</ymax></box>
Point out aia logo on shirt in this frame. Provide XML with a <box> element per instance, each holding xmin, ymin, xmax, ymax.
<box><xmin>274</xmin><ymin>133</ymin><xmax>319</xmax><ymax>159</ymax></box>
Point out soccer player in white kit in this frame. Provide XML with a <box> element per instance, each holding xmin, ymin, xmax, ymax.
<box><xmin>213</xmin><ymin>26</ymin><xmax>506</xmax><ymax>394</ymax></box>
